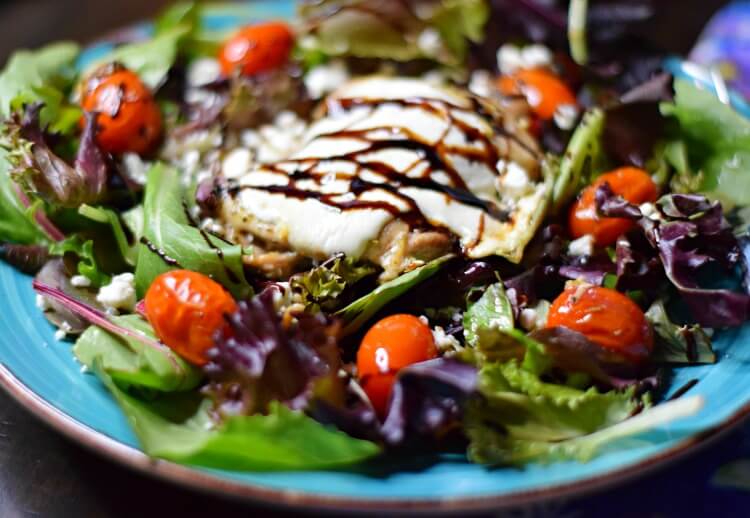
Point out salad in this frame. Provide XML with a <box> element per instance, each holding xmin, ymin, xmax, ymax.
<box><xmin>1</xmin><ymin>0</ymin><xmax>749</xmax><ymax>471</ymax></box>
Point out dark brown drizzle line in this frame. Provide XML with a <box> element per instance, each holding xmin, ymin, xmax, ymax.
<box><xmin>226</xmin><ymin>92</ymin><xmax>532</xmax><ymax>245</ymax></box>
<box><xmin>182</xmin><ymin>202</ymin><xmax>241</xmax><ymax>283</ymax></box>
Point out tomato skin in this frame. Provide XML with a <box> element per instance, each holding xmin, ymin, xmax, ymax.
<box><xmin>496</xmin><ymin>68</ymin><xmax>577</xmax><ymax>120</ymax></box>
<box><xmin>547</xmin><ymin>284</ymin><xmax>653</xmax><ymax>363</ymax></box>
<box><xmin>357</xmin><ymin>314</ymin><xmax>438</xmax><ymax>416</ymax></box>
<box><xmin>569</xmin><ymin>167</ymin><xmax>658</xmax><ymax>246</ymax></box>
<box><xmin>144</xmin><ymin>270</ymin><xmax>238</xmax><ymax>366</ymax></box>
<box><xmin>80</xmin><ymin>64</ymin><xmax>162</xmax><ymax>154</ymax></box>
<box><xmin>218</xmin><ymin>22</ymin><xmax>295</xmax><ymax>77</ymax></box>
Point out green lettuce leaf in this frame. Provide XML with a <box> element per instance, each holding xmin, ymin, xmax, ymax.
<box><xmin>75</xmin><ymin>314</ymin><xmax>202</xmax><ymax>392</ymax></box>
<box><xmin>49</xmin><ymin>235</ymin><xmax>109</xmax><ymax>287</ymax></box>
<box><xmin>98</xmin><ymin>370</ymin><xmax>380</xmax><ymax>470</ymax></box>
<box><xmin>337</xmin><ymin>255</ymin><xmax>454</xmax><ymax>334</ymax></box>
<box><xmin>84</xmin><ymin>26</ymin><xmax>189</xmax><ymax>90</ymax></box>
<box><xmin>551</xmin><ymin>108</ymin><xmax>607</xmax><ymax>212</ymax></box>
<box><xmin>661</xmin><ymin>80</ymin><xmax>750</xmax><ymax>208</ymax></box>
<box><xmin>645</xmin><ymin>300</ymin><xmax>716</xmax><ymax>364</ymax></box>
<box><xmin>466</xmin><ymin>393</ymin><xmax>702</xmax><ymax>464</ymax></box>
<box><xmin>78</xmin><ymin>204</ymin><xmax>138</xmax><ymax>266</ymax></box>
<box><xmin>298</xmin><ymin>0</ymin><xmax>489</xmax><ymax>66</ymax></box>
<box><xmin>0</xmin><ymin>42</ymin><xmax>79</xmax><ymax>122</ymax></box>
<box><xmin>463</xmin><ymin>281</ymin><xmax>514</xmax><ymax>349</ymax></box>
<box><xmin>135</xmin><ymin>163</ymin><xmax>252</xmax><ymax>300</ymax></box>
<box><xmin>0</xmin><ymin>149</ymin><xmax>48</xmax><ymax>244</ymax></box>
<box><xmin>291</xmin><ymin>255</ymin><xmax>375</xmax><ymax>312</ymax></box>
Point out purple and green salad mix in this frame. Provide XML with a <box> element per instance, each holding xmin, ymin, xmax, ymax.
<box><xmin>0</xmin><ymin>1</ymin><xmax>749</xmax><ymax>470</ymax></box>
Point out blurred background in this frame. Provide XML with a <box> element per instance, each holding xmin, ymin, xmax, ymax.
<box><xmin>0</xmin><ymin>0</ymin><xmax>731</xmax><ymax>63</ymax></box>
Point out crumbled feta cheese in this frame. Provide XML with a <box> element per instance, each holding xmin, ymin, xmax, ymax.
<box><xmin>553</xmin><ymin>103</ymin><xmax>580</xmax><ymax>130</ymax></box>
<box><xmin>70</xmin><ymin>275</ymin><xmax>92</xmax><ymax>288</ymax></box>
<box><xmin>522</xmin><ymin>84</ymin><xmax>542</xmax><ymax>108</ymax></box>
<box><xmin>186</xmin><ymin>57</ymin><xmax>221</xmax><ymax>87</ymax></box>
<box><xmin>222</xmin><ymin>148</ymin><xmax>253</xmax><ymax>179</ymax></box>
<box><xmin>468</xmin><ymin>70</ymin><xmax>494</xmax><ymax>98</ymax></box>
<box><xmin>36</xmin><ymin>294</ymin><xmax>51</xmax><ymax>311</ymax></box>
<box><xmin>54</xmin><ymin>321</ymin><xmax>73</xmax><ymax>342</ymax></box>
<box><xmin>122</xmin><ymin>153</ymin><xmax>148</xmax><ymax>185</ymax></box>
<box><xmin>519</xmin><ymin>308</ymin><xmax>538</xmax><ymax>331</ymax></box>
<box><xmin>417</xmin><ymin>28</ymin><xmax>443</xmax><ymax>57</ymax></box>
<box><xmin>200</xmin><ymin>217</ymin><xmax>225</xmax><ymax>235</ymax></box>
<box><xmin>80</xmin><ymin>364</ymin><xmax>89</xmax><ymax>374</ymax></box>
<box><xmin>96</xmin><ymin>273</ymin><xmax>136</xmax><ymax>313</ymax></box>
<box><xmin>432</xmin><ymin>326</ymin><xmax>462</xmax><ymax>352</ymax></box>
<box><xmin>639</xmin><ymin>202</ymin><xmax>661</xmax><ymax>221</ymax></box>
<box><xmin>422</xmin><ymin>69</ymin><xmax>447</xmax><ymax>85</ymax></box>
<box><xmin>418</xmin><ymin>315</ymin><xmax>429</xmax><ymax>325</ymax></box>
<box><xmin>497</xmin><ymin>162</ymin><xmax>533</xmax><ymax>198</ymax></box>
<box><xmin>497</xmin><ymin>44</ymin><xmax>524</xmax><ymax>74</ymax></box>
<box><xmin>568</xmin><ymin>234</ymin><xmax>595</xmax><ymax>257</ymax></box>
<box><xmin>304</xmin><ymin>61</ymin><xmax>350</xmax><ymax>99</ymax></box>
<box><xmin>521</xmin><ymin>44</ymin><xmax>553</xmax><ymax>70</ymax></box>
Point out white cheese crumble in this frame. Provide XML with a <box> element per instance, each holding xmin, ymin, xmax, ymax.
<box><xmin>521</xmin><ymin>44</ymin><xmax>553</xmax><ymax>70</ymax></box>
<box><xmin>186</xmin><ymin>57</ymin><xmax>221</xmax><ymax>87</ymax></box>
<box><xmin>304</xmin><ymin>60</ymin><xmax>350</xmax><ymax>99</ymax></box>
<box><xmin>36</xmin><ymin>294</ymin><xmax>51</xmax><ymax>311</ymax></box>
<box><xmin>417</xmin><ymin>28</ymin><xmax>443</xmax><ymax>57</ymax></box>
<box><xmin>122</xmin><ymin>153</ymin><xmax>148</xmax><ymax>185</ymax></box>
<box><xmin>519</xmin><ymin>301</ymin><xmax>550</xmax><ymax>331</ymax></box>
<box><xmin>497</xmin><ymin>44</ymin><xmax>524</xmax><ymax>74</ymax></box>
<box><xmin>70</xmin><ymin>275</ymin><xmax>92</xmax><ymax>288</ymax></box>
<box><xmin>54</xmin><ymin>321</ymin><xmax>73</xmax><ymax>342</ymax></box>
<box><xmin>568</xmin><ymin>234</ymin><xmax>595</xmax><ymax>257</ymax></box>
<box><xmin>553</xmin><ymin>103</ymin><xmax>580</xmax><ymax>130</ymax></box>
<box><xmin>222</xmin><ymin>148</ymin><xmax>254</xmax><ymax>179</ymax></box>
<box><xmin>432</xmin><ymin>325</ymin><xmax>462</xmax><ymax>352</ymax></box>
<box><xmin>96</xmin><ymin>273</ymin><xmax>136</xmax><ymax>313</ymax></box>
<box><xmin>496</xmin><ymin>161</ymin><xmax>533</xmax><ymax>199</ymax></box>
<box><xmin>498</xmin><ymin>44</ymin><xmax>553</xmax><ymax>74</ymax></box>
<box><xmin>639</xmin><ymin>202</ymin><xmax>662</xmax><ymax>221</ymax></box>
<box><xmin>468</xmin><ymin>70</ymin><xmax>494</xmax><ymax>98</ymax></box>
<box><xmin>240</xmin><ymin>111</ymin><xmax>309</xmax><ymax>163</ymax></box>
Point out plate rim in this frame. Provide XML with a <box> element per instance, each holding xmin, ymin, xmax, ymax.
<box><xmin>2</xmin><ymin>361</ymin><xmax>750</xmax><ymax>513</ymax></box>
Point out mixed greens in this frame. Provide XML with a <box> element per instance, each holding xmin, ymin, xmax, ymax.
<box><xmin>1</xmin><ymin>1</ymin><xmax>749</xmax><ymax>472</ymax></box>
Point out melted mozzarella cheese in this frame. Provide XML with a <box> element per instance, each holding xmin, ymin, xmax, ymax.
<box><xmin>220</xmin><ymin>76</ymin><xmax>546</xmax><ymax>265</ymax></box>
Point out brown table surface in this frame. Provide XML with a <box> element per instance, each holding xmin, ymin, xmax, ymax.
<box><xmin>0</xmin><ymin>1</ymin><xmax>735</xmax><ymax>517</ymax></box>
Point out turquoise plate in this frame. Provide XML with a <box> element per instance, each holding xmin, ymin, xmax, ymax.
<box><xmin>2</xmin><ymin>1</ymin><xmax>750</xmax><ymax>514</ymax></box>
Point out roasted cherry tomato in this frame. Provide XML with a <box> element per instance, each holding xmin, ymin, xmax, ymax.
<box><xmin>357</xmin><ymin>314</ymin><xmax>438</xmax><ymax>417</ymax></box>
<box><xmin>80</xmin><ymin>64</ymin><xmax>162</xmax><ymax>155</ymax></box>
<box><xmin>144</xmin><ymin>270</ymin><xmax>238</xmax><ymax>366</ymax></box>
<box><xmin>569</xmin><ymin>167</ymin><xmax>658</xmax><ymax>247</ymax></box>
<box><xmin>547</xmin><ymin>284</ymin><xmax>653</xmax><ymax>363</ymax></box>
<box><xmin>496</xmin><ymin>68</ymin><xmax>577</xmax><ymax>120</ymax></box>
<box><xmin>218</xmin><ymin>22</ymin><xmax>295</xmax><ymax>77</ymax></box>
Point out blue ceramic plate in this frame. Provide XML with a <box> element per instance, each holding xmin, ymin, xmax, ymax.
<box><xmin>2</xmin><ymin>2</ymin><xmax>750</xmax><ymax>514</ymax></box>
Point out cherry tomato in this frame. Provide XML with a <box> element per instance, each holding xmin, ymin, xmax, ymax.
<box><xmin>144</xmin><ymin>270</ymin><xmax>238</xmax><ymax>366</ymax></box>
<box><xmin>357</xmin><ymin>314</ymin><xmax>438</xmax><ymax>417</ymax></box>
<box><xmin>496</xmin><ymin>68</ymin><xmax>577</xmax><ymax>120</ymax></box>
<box><xmin>218</xmin><ymin>22</ymin><xmax>295</xmax><ymax>77</ymax></box>
<box><xmin>80</xmin><ymin>64</ymin><xmax>162</xmax><ymax>155</ymax></box>
<box><xmin>569</xmin><ymin>167</ymin><xmax>658</xmax><ymax>247</ymax></box>
<box><xmin>547</xmin><ymin>284</ymin><xmax>653</xmax><ymax>363</ymax></box>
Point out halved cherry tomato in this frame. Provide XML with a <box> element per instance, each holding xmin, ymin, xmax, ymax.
<box><xmin>569</xmin><ymin>167</ymin><xmax>658</xmax><ymax>247</ymax></box>
<box><xmin>80</xmin><ymin>63</ymin><xmax>162</xmax><ymax>154</ymax></box>
<box><xmin>218</xmin><ymin>22</ymin><xmax>295</xmax><ymax>77</ymax></box>
<box><xmin>144</xmin><ymin>270</ymin><xmax>237</xmax><ymax>366</ymax></box>
<box><xmin>547</xmin><ymin>284</ymin><xmax>653</xmax><ymax>363</ymax></box>
<box><xmin>496</xmin><ymin>68</ymin><xmax>577</xmax><ymax>120</ymax></box>
<box><xmin>357</xmin><ymin>314</ymin><xmax>438</xmax><ymax>417</ymax></box>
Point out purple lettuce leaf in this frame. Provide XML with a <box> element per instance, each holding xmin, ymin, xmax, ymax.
<box><xmin>380</xmin><ymin>359</ymin><xmax>479</xmax><ymax>447</ymax></box>
<box><xmin>203</xmin><ymin>289</ymin><xmax>344</xmax><ymax>418</ymax></box>
<box><xmin>0</xmin><ymin>243</ymin><xmax>49</xmax><ymax>274</ymax></box>
<box><xmin>642</xmin><ymin>194</ymin><xmax>750</xmax><ymax>327</ymax></box>
<box><xmin>595</xmin><ymin>181</ymin><xmax>643</xmax><ymax>219</ymax></box>
<box><xmin>3</xmin><ymin>103</ymin><xmax>109</xmax><ymax>208</ymax></box>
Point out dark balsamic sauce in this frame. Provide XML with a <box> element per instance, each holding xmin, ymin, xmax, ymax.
<box><xmin>227</xmin><ymin>92</ymin><xmax>534</xmax><ymax>245</ymax></box>
<box><xmin>139</xmin><ymin>237</ymin><xmax>182</xmax><ymax>267</ymax></box>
